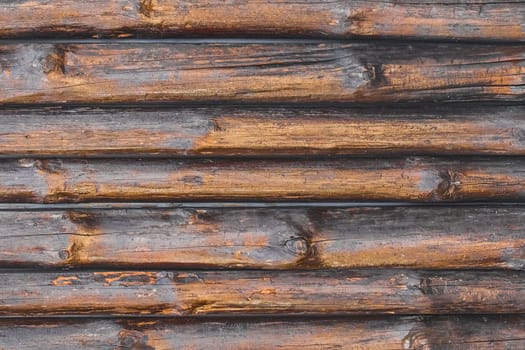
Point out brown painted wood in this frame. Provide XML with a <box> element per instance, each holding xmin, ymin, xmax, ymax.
<box><xmin>1</xmin><ymin>42</ymin><xmax>524</xmax><ymax>104</ymax></box>
<box><xmin>2</xmin><ymin>158</ymin><xmax>525</xmax><ymax>203</ymax></box>
<box><xmin>1</xmin><ymin>1</ymin><xmax>524</xmax><ymax>41</ymax></box>
<box><xmin>1</xmin><ymin>316</ymin><xmax>524</xmax><ymax>349</ymax></box>
<box><xmin>1</xmin><ymin>105</ymin><xmax>525</xmax><ymax>157</ymax></box>
<box><xmin>1</xmin><ymin>270</ymin><xmax>524</xmax><ymax>316</ymax></box>
<box><xmin>1</xmin><ymin>207</ymin><xmax>524</xmax><ymax>270</ymax></box>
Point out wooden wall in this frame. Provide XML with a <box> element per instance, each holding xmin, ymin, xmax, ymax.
<box><xmin>0</xmin><ymin>1</ymin><xmax>524</xmax><ymax>349</ymax></box>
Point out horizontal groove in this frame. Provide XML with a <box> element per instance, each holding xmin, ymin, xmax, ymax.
<box><xmin>0</xmin><ymin>314</ymin><xmax>521</xmax><ymax>320</ymax></box>
<box><xmin>2</xmin><ymin>100</ymin><xmax>525</xmax><ymax>108</ymax></box>
<box><xmin>2</xmin><ymin>38</ymin><xmax>525</xmax><ymax>47</ymax></box>
<box><xmin>3</xmin><ymin>202</ymin><xmax>525</xmax><ymax>210</ymax></box>
<box><xmin>0</xmin><ymin>38</ymin><xmax>524</xmax><ymax>45</ymax></box>
<box><xmin>0</xmin><ymin>38</ymin><xmax>335</xmax><ymax>45</ymax></box>
<box><xmin>0</xmin><ymin>267</ymin><xmax>521</xmax><ymax>274</ymax></box>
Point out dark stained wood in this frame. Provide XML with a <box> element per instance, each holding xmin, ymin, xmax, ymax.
<box><xmin>1</xmin><ymin>270</ymin><xmax>524</xmax><ymax>316</ymax></box>
<box><xmin>1</xmin><ymin>105</ymin><xmax>525</xmax><ymax>157</ymax></box>
<box><xmin>1</xmin><ymin>0</ymin><xmax>524</xmax><ymax>41</ymax></box>
<box><xmin>1</xmin><ymin>207</ymin><xmax>524</xmax><ymax>270</ymax></box>
<box><xmin>2</xmin><ymin>158</ymin><xmax>525</xmax><ymax>203</ymax></box>
<box><xmin>3</xmin><ymin>1</ymin><xmax>525</xmax><ymax>346</ymax></box>
<box><xmin>1</xmin><ymin>316</ymin><xmax>524</xmax><ymax>349</ymax></box>
<box><xmin>1</xmin><ymin>42</ymin><xmax>524</xmax><ymax>104</ymax></box>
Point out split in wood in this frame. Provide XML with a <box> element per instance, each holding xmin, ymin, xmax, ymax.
<box><xmin>0</xmin><ymin>42</ymin><xmax>523</xmax><ymax>104</ymax></box>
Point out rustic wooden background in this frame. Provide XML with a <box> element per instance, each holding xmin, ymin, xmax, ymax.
<box><xmin>0</xmin><ymin>1</ymin><xmax>525</xmax><ymax>349</ymax></box>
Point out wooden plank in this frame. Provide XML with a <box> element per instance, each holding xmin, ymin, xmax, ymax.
<box><xmin>1</xmin><ymin>270</ymin><xmax>524</xmax><ymax>316</ymax></box>
<box><xmin>1</xmin><ymin>1</ymin><xmax>524</xmax><ymax>41</ymax></box>
<box><xmin>2</xmin><ymin>105</ymin><xmax>525</xmax><ymax>157</ymax></box>
<box><xmin>1</xmin><ymin>316</ymin><xmax>524</xmax><ymax>349</ymax></box>
<box><xmin>1</xmin><ymin>42</ymin><xmax>524</xmax><ymax>104</ymax></box>
<box><xmin>1</xmin><ymin>207</ymin><xmax>524</xmax><ymax>270</ymax></box>
<box><xmin>2</xmin><ymin>158</ymin><xmax>525</xmax><ymax>203</ymax></box>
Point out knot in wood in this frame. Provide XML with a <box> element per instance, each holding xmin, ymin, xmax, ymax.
<box><xmin>40</xmin><ymin>48</ymin><xmax>66</xmax><ymax>75</ymax></box>
<box><xmin>58</xmin><ymin>249</ymin><xmax>70</xmax><ymax>260</ymax></box>
<box><xmin>34</xmin><ymin>159</ymin><xmax>63</xmax><ymax>173</ymax></box>
<box><xmin>363</xmin><ymin>63</ymin><xmax>387</xmax><ymax>87</ymax></box>
<box><xmin>68</xmin><ymin>211</ymin><xmax>99</xmax><ymax>229</ymax></box>
<box><xmin>402</xmin><ymin>326</ymin><xmax>430</xmax><ymax>350</ymax></box>
<box><xmin>418</xmin><ymin>277</ymin><xmax>445</xmax><ymax>296</ymax></box>
<box><xmin>285</xmin><ymin>237</ymin><xmax>309</xmax><ymax>256</ymax></box>
<box><xmin>157</xmin><ymin>271</ymin><xmax>175</xmax><ymax>283</ymax></box>
<box><xmin>436</xmin><ymin>170</ymin><xmax>462</xmax><ymax>200</ymax></box>
<box><xmin>116</xmin><ymin>329</ymin><xmax>154</xmax><ymax>350</ymax></box>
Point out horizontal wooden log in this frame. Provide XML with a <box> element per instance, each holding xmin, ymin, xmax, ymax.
<box><xmin>1</xmin><ymin>1</ymin><xmax>524</xmax><ymax>41</ymax></box>
<box><xmin>1</xmin><ymin>207</ymin><xmax>524</xmax><ymax>270</ymax></box>
<box><xmin>2</xmin><ymin>105</ymin><xmax>525</xmax><ymax>157</ymax></box>
<box><xmin>1</xmin><ymin>270</ymin><xmax>524</xmax><ymax>316</ymax></box>
<box><xmin>1</xmin><ymin>42</ymin><xmax>524</xmax><ymax>104</ymax></box>
<box><xmin>2</xmin><ymin>158</ymin><xmax>525</xmax><ymax>203</ymax></box>
<box><xmin>1</xmin><ymin>316</ymin><xmax>524</xmax><ymax>349</ymax></box>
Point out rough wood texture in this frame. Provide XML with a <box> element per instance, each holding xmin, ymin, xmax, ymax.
<box><xmin>1</xmin><ymin>0</ymin><xmax>524</xmax><ymax>41</ymax></box>
<box><xmin>1</xmin><ymin>316</ymin><xmax>524</xmax><ymax>349</ymax></box>
<box><xmin>1</xmin><ymin>42</ymin><xmax>524</xmax><ymax>104</ymax></box>
<box><xmin>1</xmin><ymin>207</ymin><xmax>524</xmax><ymax>270</ymax></box>
<box><xmin>2</xmin><ymin>158</ymin><xmax>525</xmax><ymax>203</ymax></box>
<box><xmin>1</xmin><ymin>105</ymin><xmax>525</xmax><ymax>157</ymax></box>
<box><xmin>1</xmin><ymin>270</ymin><xmax>524</xmax><ymax>316</ymax></box>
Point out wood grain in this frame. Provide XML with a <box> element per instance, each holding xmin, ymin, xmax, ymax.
<box><xmin>1</xmin><ymin>207</ymin><xmax>524</xmax><ymax>270</ymax></box>
<box><xmin>1</xmin><ymin>42</ymin><xmax>524</xmax><ymax>104</ymax></box>
<box><xmin>1</xmin><ymin>0</ymin><xmax>524</xmax><ymax>41</ymax></box>
<box><xmin>1</xmin><ymin>105</ymin><xmax>525</xmax><ymax>157</ymax></box>
<box><xmin>1</xmin><ymin>270</ymin><xmax>524</xmax><ymax>316</ymax></box>
<box><xmin>2</xmin><ymin>158</ymin><xmax>525</xmax><ymax>203</ymax></box>
<box><xmin>1</xmin><ymin>316</ymin><xmax>524</xmax><ymax>349</ymax></box>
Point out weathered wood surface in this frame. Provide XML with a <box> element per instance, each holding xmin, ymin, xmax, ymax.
<box><xmin>1</xmin><ymin>270</ymin><xmax>524</xmax><ymax>316</ymax></box>
<box><xmin>1</xmin><ymin>316</ymin><xmax>524</xmax><ymax>350</ymax></box>
<box><xmin>1</xmin><ymin>0</ymin><xmax>524</xmax><ymax>41</ymax></box>
<box><xmin>1</xmin><ymin>42</ymin><xmax>524</xmax><ymax>104</ymax></box>
<box><xmin>1</xmin><ymin>207</ymin><xmax>524</xmax><ymax>270</ymax></box>
<box><xmin>2</xmin><ymin>105</ymin><xmax>525</xmax><ymax>157</ymax></box>
<box><xmin>2</xmin><ymin>158</ymin><xmax>525</xmax><ymax>203</ymax></box>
